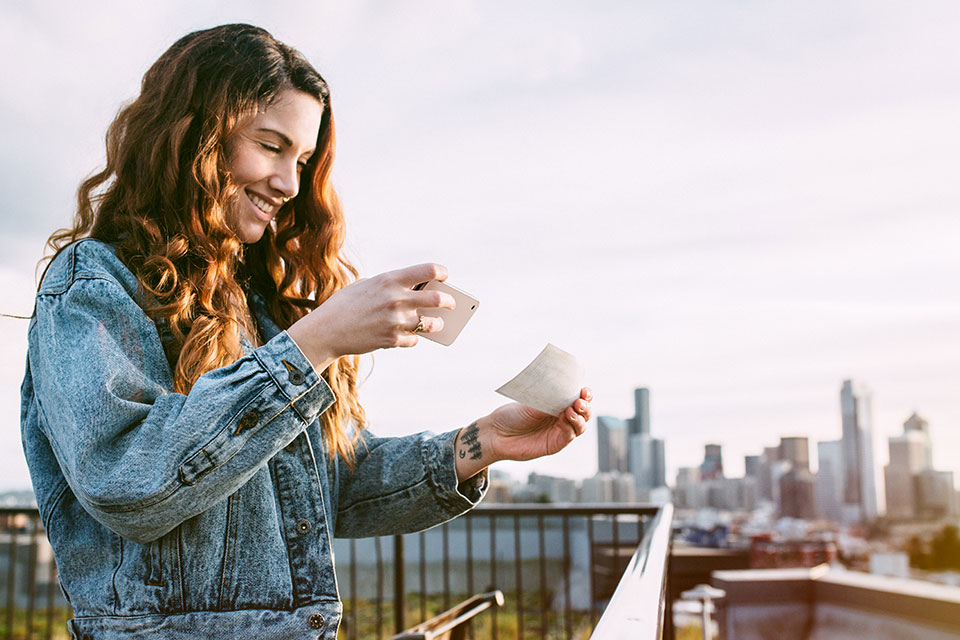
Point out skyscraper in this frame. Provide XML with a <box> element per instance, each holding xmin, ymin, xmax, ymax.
<box><xmin>840</xmin><ymin>380</ymin><xmax>879</xmax><ymax>522</ymax></box>
<box><xmin>597</xmin><ymin>416</ymin><xmax>628</xmax><ymax>473</ymax></box>
<box><xmin>903</xmin><ymin>412</ymin><xmax>933</xmax><ymax>470</ymax></box>
<box><xmin>700</xmin><ymin>444</ymin><xmax>724</xmax><ymax>481</ymax></box>
<box><xmin>758</xmin><ymin>446</ymin><xmax>781</xmax><ymax>502</ymax></box>
<box><xmin>629</xmin><ymin>387</ymin><xmax>650</xmax><ymax>436</ymax></box>
<box><xmin>626</xmin><ymin>387</ymin><xmax>666</xmax><ymax>494</ymax></box>
<box><xmin>780</xmin><ymin>469</ymin><xmax>816</xmax><ymax>519</ymax></box>
<box><xmin>885</xmin><ymin>414</ymin><xmax>939</xmax><ymax>521</ymax></box>
<box><xmin>816</xmin><ymin>440</ymin><xmax>844</xmax><ymax>522</ymax></box>
<box><xmin>779</xmin><ymin>437</ymin><xmax>810</xmax><ymax>471</ymax></box>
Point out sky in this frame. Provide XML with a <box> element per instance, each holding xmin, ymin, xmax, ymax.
<box><xmin>1</xmin><ymin>1</ymin><xmax>958</xmax><ymax>495</ymax></box>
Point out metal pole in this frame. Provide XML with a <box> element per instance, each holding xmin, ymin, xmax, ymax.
<box><xmin>681</xmin><ymin>584</ymin><xmax>724</xmax><ymax>640</ymax></box>
<box><xmin>393</xmin><ymin>535</ymin><xmax>405</xmax><ymax>634</ymax></box>
<box><xmin>700</xmin><ymin>599</ymin><xmax>711</xmax><ymax>640</ymax></box>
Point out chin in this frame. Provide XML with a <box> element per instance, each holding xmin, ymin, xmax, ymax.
<box><xmin>237</xmin><ymin>225</ymin><xmax>268</xmax><ymax>244</ymax></box>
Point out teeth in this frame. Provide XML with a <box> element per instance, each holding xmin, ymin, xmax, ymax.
<box><xmin>248</xmin><ymin>192</ymin><xmax>276</xmax><ymax>214</ymax></box>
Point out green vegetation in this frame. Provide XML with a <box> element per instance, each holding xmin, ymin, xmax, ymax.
<box><xmin>0</xmin><ymin>607</ymin><xmax>72</xmax><ymax>639</ymax></box>
<box><xmin>1</xmin><ymin>593</ymin><xmax>605</xmax><ymax>639</ymax></box>
<box><xmin>675</xmin><ymin>622</ymin><xmax>705</xmax><ymax>640</ymax></box>
<box><xmin>908</xmin><ymin>525</ymin><xmax>960</xmax><ymax>571</ymax></box>
<box><xmin>342</xmin><ymin>590</ymin><xmax>595</xmax><ymax>639</ymax></box>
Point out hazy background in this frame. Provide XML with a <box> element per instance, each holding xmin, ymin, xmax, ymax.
<box><xmin>1</xmin><ymin>1</ymin><xmax>958</xmax><ymax>492</ymax></box>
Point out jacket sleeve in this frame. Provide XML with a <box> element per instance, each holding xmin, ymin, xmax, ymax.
<box><xmin>333</xmin><ymin>428</ymin><xmax>488</xmax><ymax>538</ymax></box>
<box><xmin>30</xmin><ymin>274</ymin><xmax>335</xmax><ymax>544</ymax></box>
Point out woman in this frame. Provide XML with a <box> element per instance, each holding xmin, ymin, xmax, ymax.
<box><xmin>20</xmin><ymin>23</ymin><xmax>591</xmax><ymax>639</ymax></box>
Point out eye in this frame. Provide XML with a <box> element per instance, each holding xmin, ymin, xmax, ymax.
<box><xmin>260</xmin><ymin>143</ymin><xmax>281</xmax><ymax>154</ymax></box>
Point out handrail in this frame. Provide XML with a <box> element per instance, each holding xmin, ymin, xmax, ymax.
<box><xmin>589</xmin><ymin>503</ymin><xmax>674</xmax><ymax>639</ymax></box>
<box><xmin>3</xmin><ymin>503</ymin><xmax>673</xmax><ymax>639</ymax></box>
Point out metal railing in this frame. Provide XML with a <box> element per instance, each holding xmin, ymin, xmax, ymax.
<box><xmin>1</xmin><ymin>504</ymin><xmax>671</xmax><ymax>640</ymax></box>
<box><xmin>337</xmin><ymin>504</ymin><xmax>668</xmax><ymax>639</ymax></box>
<box><xmin>588</xmin><ymin>504</ymin><xmax>673</xmax><ymax>639</ymax></box>
<box><xmin>0</xmin><ymin>509</ymin><xmax>68</xmax><ymax>640</ymax></box>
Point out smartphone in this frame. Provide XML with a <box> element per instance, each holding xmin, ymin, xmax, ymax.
<box><xmin>413</xmin><ymin>280</ymin><xmax>479</xmax><ymax>346</ymax></box>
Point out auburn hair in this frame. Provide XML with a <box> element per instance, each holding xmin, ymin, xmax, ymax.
<box><xmin>43</xmin><ymin>24</ymin><xmax>366</xmax><ymax>463</ymax></box>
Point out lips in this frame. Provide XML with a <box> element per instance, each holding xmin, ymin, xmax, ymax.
<box><xmin>245</xmin><ymin>190</ymin><xmax>279</xmax><ymax>221</ymax></box>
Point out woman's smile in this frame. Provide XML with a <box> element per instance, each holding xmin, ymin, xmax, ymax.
<box><xmin>246</xmin><ymin>189</ymin><xmax>280</xmax><ymax>220</ymax></box>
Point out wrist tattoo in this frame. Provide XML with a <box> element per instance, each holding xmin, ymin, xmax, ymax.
<box><xmin>459</xmin><ymin>422</ymin><xmax>482</xmax><ymax>461</ymax></box>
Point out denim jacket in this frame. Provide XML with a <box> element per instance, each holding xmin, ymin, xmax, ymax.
<box><xmin>20</xmin><ymin>239</ymin><xmax>486</xmax><ymax>639</ymax></box>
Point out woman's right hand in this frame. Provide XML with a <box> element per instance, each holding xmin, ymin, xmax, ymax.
<box><xmin>285</xmin><ymin>263</ymin><xmax>456</xmax><ymax>372</ymax></box>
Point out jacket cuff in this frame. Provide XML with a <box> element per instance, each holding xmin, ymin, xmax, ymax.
<box><xmin>253</xmin><ymin>331</ymin><xmax>336</xmax><ymax>424</ymax></box>
<box><xmin>423</xmin><ymin>429</ymin><xmax>488</xmax><ymax>514</ymax></box>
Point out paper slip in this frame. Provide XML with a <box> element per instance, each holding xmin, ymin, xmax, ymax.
<box><xmin>496</xmin><ymin>344</ymin><xmax>585</xmax><ymax>415</ymax></box>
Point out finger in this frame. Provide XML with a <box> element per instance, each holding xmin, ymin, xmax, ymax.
<box><xmin>411</xmin><ymin>289</ymin><xmax>456</xmax><ymax>310</ymax></box>
<box><xmin>565</xmin><ymin>407</ymin><xmax>585</xmax><ymax>435</ymax></box>
<box><xmin>580</xmin><ymin>387</ymin><xmax>593</xmax><ymax>402</ymax></box>
<box><xmin>396</xmin><ymin>333</ymin><xmax>419</xmax><ymax>348</ymax></box>
<box><xmin>391</xmin><ymin>263</ymin><xmax>449</xmax><ymax>287</ymax></box>
<box><xmin>411</xmin><ymin>315</ymin><xmax>444</xmax><ymax>334</ymax></box>
<box><xmin>574</xmin><ymin>398</ymin><xmax>592</xmax><ymax>422</ymax></box>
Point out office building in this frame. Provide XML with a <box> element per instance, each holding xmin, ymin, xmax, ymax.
<box><xmin>916</xmin><ymin>470</ymin><xmax>955</xmax><ymax>520</ymax></box>
<box><xmin>903</xmin><ymin>412</ymin><xmax>933</xmax><ymax>470</ymax></box>
<box><xmin>840</xmin><ymin>380</ymin><xmax>879</xmax><ymax>522</ymax></box>
<box><xmin>625</xmin><ymin>387</ymin><xmax>666</xmax><ymax>494</ymax></box>
<box><xmin>527</xmin><ymin>473</ymin><xmax>577</xmax><ymax>504</ymax></box>
<box><xmin>597</xmin><ymin>416</ymin><xmax>628</xmax><ymax>473</ymax></box>
<box><xmin>815</xmin><ymin>440</ymin><xmax>844</xmax><ymax>521</ymax></box>
<box><xmin>700</xmin><ymin>444</ymin><xmax>724</xmax><ymax>481</ymax></box>
<box><xmin>779</xmin><ymin>437</ymin><xmax>810</xmax><ymax>471</ymax></box>
<box><xmin>883</xmin><ymin>431</ymin><xmax>924</xmax><ymax>520</ymax></box>
<box><xmin>629</xmin><ymin>387</ymin><xmax>650</xmax><ymax>436</ymax></box>
<box><xmin>780</xmin><ymin>469</ymin><xmax>816</xmax><ymax>519</ymax></box>
<box><xmin>758</xmin><ymin>446</ymin><xmax>781</xmax><ymax>502</ymax></box>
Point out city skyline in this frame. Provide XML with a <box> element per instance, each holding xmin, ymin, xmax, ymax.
<box><xmin>672</xmin><ymin>379</ymin><xmax>958</xmax><ymax>523</ymax></box>
<box><xmin>1</xmin><ymin>2</ymin><xmax>959</xmax><ymax>492</ymax></box>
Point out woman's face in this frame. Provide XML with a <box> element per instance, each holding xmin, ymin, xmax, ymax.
<box><xmin>225</xmin><ymin>89</ymin><xmax>324</xmax><ymax>243</ymax></box>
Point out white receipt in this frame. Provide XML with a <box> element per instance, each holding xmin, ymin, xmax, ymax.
<box><xmin>495</xmin><ymin>344</ymin><xmax>585</xmax><ymax>415</ymax></box>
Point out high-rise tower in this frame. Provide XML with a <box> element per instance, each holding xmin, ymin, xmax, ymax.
<box><xmin>840</xmin><ymin>380</ymin><xmax>879</xmax><ymax>522</ymax></box>
<box><xmin>903</xmin><ymin>412</ymin><xmax>933</xmax><ymax>470</ymax></box>
<box><xmin>597</xmin><ymin>416</ymin><xmax>628</xmax><ymax>473</ymax></box>
<box><xmin>630</xmin><ymin>388</ymin><xmax>650</xmax><ymax>436</ymax></box>
<box><xmin>626</xmin><ymin>387</ymin><xmax>666</xmax><ymax>494</ymax></box>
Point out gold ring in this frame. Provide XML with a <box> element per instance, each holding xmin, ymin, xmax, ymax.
<box><xmin>414</xmin><ymin>317</ymin><xmax>425</xmax><ymax>334</ymax></box>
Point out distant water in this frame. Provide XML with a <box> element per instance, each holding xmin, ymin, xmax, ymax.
<box><xmin>334</xmin><ymin>514</ymin><xmax>643</xmax><ymax>607</ymax></box>
<box><xmin>0</xmin><ymin>514</ymin><xmax>643</xmax><ymax>611</ymax></box>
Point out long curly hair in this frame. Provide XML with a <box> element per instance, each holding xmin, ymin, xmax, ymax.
<box><xmin>44</xmin><ymin>23</ymin><xmax>366</xmax><ymax>463</ymax></box>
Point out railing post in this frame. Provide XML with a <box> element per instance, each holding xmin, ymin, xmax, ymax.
<box><xmin>664</xmin><ymin>552</ymin><xmax>675</xmax><ymax>640</ymax></box>
<box><xmin>6</xmin><ymin>525</ymin><xmax>18</xmax><ymax>640</ymax></box>
<box><xmin>393</xmin><ymin>534</ymin><xmax>405</xmax><ymax>634</ymax></box>
<box><xmin>680</xmin><ymin>584</ymin><xmax>725</xmax><ymax>640</ymax></box>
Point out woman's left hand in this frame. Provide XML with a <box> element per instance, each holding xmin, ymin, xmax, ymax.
<box><xmin>454</xmin><ymin>388</ymin><xmax>592</xmax><ymax>482</ymax></box>
<box><xmin>486</xmin><ymin>388</ymin><xmax>593</xmax><ymax>461</ymax></box>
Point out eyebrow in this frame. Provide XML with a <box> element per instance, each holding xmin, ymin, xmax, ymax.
<box><xmin>256</xmin><ymin>128</ymin><xmax>316</xmax><ymax>156</ymax></box>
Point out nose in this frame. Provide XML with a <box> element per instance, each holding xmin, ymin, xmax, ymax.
<box><xmin>268</xmin><ymin>158</ymin><xmax>300</xmax><ymax>201</ymax></box>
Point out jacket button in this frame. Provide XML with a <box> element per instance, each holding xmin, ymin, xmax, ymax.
<box><xmin>297</xmin><ymin>519</ymin><xmax>312</xmax><ymax>535</ymax></box>
<box><xmin>309</xmin><ymin>613</ymin><xmax>325</xmax><ymax>629</ymax></box>
<box><xmin>282</xmin><ymin>358</ymin><xmax>307</xmax><ymax>385</ymax></box>
<box><xmin>236</xmin><ymin>410</ymin><xmax>258</xmax><ymax>434</ymax></box>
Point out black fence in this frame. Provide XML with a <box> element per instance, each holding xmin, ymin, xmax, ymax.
<box><xmin>2</xmin><ymin>504</ymin><xmax>671</xmax><ymax>640</ymax></box>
